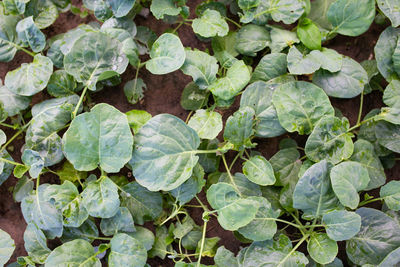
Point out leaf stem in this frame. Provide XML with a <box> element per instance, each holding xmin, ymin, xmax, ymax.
<box><xmin>72</xmin><ymin>85</ymin><xmax>88</xmax><ymax>118</ymax></box>
<box><xmin>0</xmin><ymin>122</ymin><xmax>18</xmax><ymax>129</ymax></box>
<box><xmin>357</xmin><ymin>91</ymin><xmax>364</xmax><ymax>125</ymax></box>
<box><xmin>277</xmin><ymin>234</ymin><xmax>309</xmax><ymax>266</ymax></box>
<box><xmin>173</xmin><ymin>21</ymin><xmax>184</xmax><ymax>33</ymax></box>
<box><xmin>0</xmin><ymin>157</ymin><xmax>24</xmax><ymax>166</ymax></box>
<box><xmin>196</xmin><ymin>218</ymin><xmax>208</xmax><ymax>267</ymax></box>
<box><xmin>0</xmin><ymin>122</ymin><xmax>31</xmax><ymax>153</ymax></box>
<box><xmin>221</xmin><ymin>154</ymin><xmax>241</xmax><ymax>197</ymax></box>
<box><xmin>224</xmin><ymin>17</ymin><xmax>241</xmax><ymax>28</ymax></box>
<box><xmin>229</xmin><ymin>151</ymin><xmax>242</xmax><ymax>171</ymax></box>
<box><xmin>359</xmin><ymin>197</ymin><xmax>382</xmax><ymax>207</ymax></box>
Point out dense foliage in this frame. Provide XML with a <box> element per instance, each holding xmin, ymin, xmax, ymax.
<box><xmin>1</xmin><ymin>0</ymin><xmax>400</xmax><ymax>266</ymax></box>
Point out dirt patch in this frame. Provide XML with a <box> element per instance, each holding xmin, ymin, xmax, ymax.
<box><xmin>0</xmin><ymin>2</ymin><xmax>398</xmax><ymax>267</ymax></box>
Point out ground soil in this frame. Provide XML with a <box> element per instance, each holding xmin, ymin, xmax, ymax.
<box><xmin>0</xmin><ymin>1</ymin><xmax>399</xmax><ymax>267</ymax></box>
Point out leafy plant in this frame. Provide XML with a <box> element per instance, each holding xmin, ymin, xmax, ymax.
<box><xmin>1</xmin><ymin>0</ymin><xmax>400</xmax><ymax>266</ymax></box>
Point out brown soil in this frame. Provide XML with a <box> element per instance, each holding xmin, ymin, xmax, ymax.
<box><xmin>0</xmin><ymin>1</ymin><xmax>399</xmax><ymax>267</ymax></box>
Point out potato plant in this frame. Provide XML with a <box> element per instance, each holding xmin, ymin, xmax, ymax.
<box><xmin>1</xmin><ymin>0</ymin><xmax>400</xmax><ymax>266</ymax></box>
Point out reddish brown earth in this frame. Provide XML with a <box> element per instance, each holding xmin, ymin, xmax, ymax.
<box><xmin>0</xmin><ymin>1</ymin><xmax>399</xmax><ymax>266</ymax></box>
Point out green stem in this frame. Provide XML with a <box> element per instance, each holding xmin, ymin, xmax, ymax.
<box><xmin>159</xmin><ymin>205</ymin><xmax>185</xmax><ymax>226</ymax></box>
<box><xmin>196</xmin><ymin>219</ymin><xmax>208</xmax><ymax>267</ymax></box>
<box><xmin>185</xmin><ymin>110</ymin><xmax>194</xmax><ymax>124</ymax></box>
<box><xmin>229</xmin><ymin>151</ymin><xmax>242</xmax><ymax>171</ymax></box>
<box><xmin>173</xmin><ymin>21</ymin><xmax>184</xmax><ymax>33</ymax></box>
<box><xmin>0</xmin><ymin>122</ymin><xmax>18</xmax><ymax>129</ymax></box>
<box><xmin>277</xmin><ymin>234</ymin><xmax>309</xmax><ymax>267</ymax></box>
<box><xmin>83</xmin><ymin>235</ymin><xmax>112</xmax><ymax>241</ymax></box>
<box><xmin>195</xmin><ymin>196</ymin><xmax>209</xmax><ymax>212</ymax></box>
<box><xmin>0</xmin><ymin>122</ymin><xmax>31</xmax><ymax>153</ymax></box>
<box><xmin>14</xmin><ymin>44</ymin><xmax>36</xmax><ymax>57</ymax></box>
<box><xmin>359</xmin><ymin>197</ymin><xmax>382</xmax><ymax>207</ymax></box>
<box><xmin>0</xmin><ymin>157</ymin><xmax>24</xmax><ymax>166</ymax></box>
<box><xmin>72</xmin><ymin>85</ymin><xmax>88</xmax><ymax>118</ymax></box>
<box><xmin>289</xmin><ymin>211</ymin><xmax>306</xmax><ymax>236</ymax></box>
<box><xmin>357</xmin><ymin>91</ymin><xmax>364</xmax><ymax>125</ymax></box>
<box><xmin>224</xmin><ymin>17</ymin><xmax>241</xmax><ymax>28</ymax></box>
<box><xmin>221</xmin><ymin>154</ymin><xmax>241</xmax><ymax>196</ymax></box>
<box><xmin>348</xmin><ymin>116</ymin><xmax>377</xmax><ymax>133</ymax></box>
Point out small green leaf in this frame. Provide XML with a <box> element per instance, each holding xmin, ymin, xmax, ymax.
<box><xmin>109</xmin><ymin>233</ymin><xmax>146</xmax><ymax>267</ymax></box>
<box><xmin>223</xmin><ymin>107</ymin><xmax>255</xmax><ymax>150</ymax></box>
<box><xmin>381</xmin><ymin>181</ymin><xmax>400</xmax><ymax>211</ymax></box>
<box><xmin>180</xmin><ymin>82</ymin><xmax>208</xmax><ymax>111</ymax></box>
<box><xmin>188</xmin><ymin>109</ymin><xmax>222</xmax><ymax>140</ymax></box>
<box><xmin>287</xmin><ymin>46</ymin><xmax>321</xmax><ymax>75</ymax></box>
<box><xmin>47</xmin><ymin>70</ymin><xmax>78</xmax><ymax>98</ymax></box>
<box><xmin>375</xmin><ymin>26</ymin><xmax>400</xmax><ymax>81</ymax></box>
<box><xmin>0</xmin><ymin>85</ymin><xmax>31</xmax><ymax>116</ymax></box>
<box><xmin>23</xmin><ymin>223</ymin><xmax>51</xmax><ymax>264</ymax></box>
<box><xmin>100</xmin><ymin>207</ymin><xmax>135</xmax><ymax>236</ymax></box>
<box><xmin>124</xmin><ymin>78</ymin><xmax>146</xmax><ymax>105</ymax></box>
<box><xmin>150</xmin><ymin>0</ymin><xmax>181</xmax><ymax>19</ymax></box>
<box><xmin>235</xmin><ymin>24</ymin><xmax>270</xmax><ymax>57</ymax></box>
<box><xmin>107</xmin><ymin>0</ymin><xmax>135</xmax><ymax>18</ymax></box>
<box><xmin>0</xmin><ymin>228</ymin><xmax>15</xmax><ymax>266</ymax></box>
<box><xmin>377</xmin><ymin>0</ymin><xmax>400</xmax><ymax>27</ymax></box>
<box><xmin>243</xmin><ymin>155</ymin><xmax>275</xmax><ymax>186</ymax></box>
<box><xmin>308</xmin><ymin>233</ymin><xmax>338</xmax><ymax>264</ymax></box>
<box><xmin>16</xmin><ymin>16</ymin><xmax>46</xmax><ymax>52</ymax></box>
<box><xmin>192</xmin><ymin>9</ymin><xmax>228</xmax><ymax>38</ymax></box>
<box><xmin>250</xmin><ymin>53</ymin><xmax>287</xmax><ymax>82</ymax></box>
<box><xmin>297</xmin><ymin>18</ymin><xmax>321</xmax><ymax>50</ymax></box>
<box><xmin>322</xmin><ymin>210</ymin><xmax>361</xmax><ymax>241</ymax></box>
<box><xmin>126</xmin><ymin>109</ymin><xmax>152</xmax><ymax>134</ymax></box>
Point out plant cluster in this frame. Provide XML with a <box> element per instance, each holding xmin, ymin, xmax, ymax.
<box><xmin>1</xmin><ymin>0</ymin><xmax>400</xmax><ymax>266</ymax></box>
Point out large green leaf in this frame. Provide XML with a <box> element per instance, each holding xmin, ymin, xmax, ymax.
<box><xmin>305</xmin><ymin>116</ymin><xmax>354</xmax><ymax>164</ymax></box>
<box><xmin>381</xmin><ymin>181</ymin><xmax>400</xmax><ymax>211</ymax></box>
<box><xmin>293</xmin><ymin>160</ymin><xmax>339</xmax><ymax>219</ymax></box>
<box><xmin>64</xmin><ymin>31</ymin><xmax>128</xmax><ymax>90</ymax></box>
<box><xmin>192</xmin><ymin>9</ymin><xmax>228</xmax><ymax>38</ymax></box>
<box><xmin>242</xmin><ymin>155</ymin><xmax>275</xmax><ymax>186</ymax></box>
<box><xmin>109</xmin><ymin>233</ymin><xmax>146</xmax><ymax>267</ymax></box>
<box><xmin>130</xmin><ymin>114</ymin><xmax>200</xmax><ymax>191</ymax></box>
<box><xmin>327</xmin><ymin>0</ymin><xmax>375</xmax><ymax>36</ymax></box>
<box><xmin>0</xmin><ymin>85</ymin><xmax>31</xmax><ymax>116</ymax></box>
<box><xmin>237</xmin><ymin>196</ymin><xmax>280</xmax><ymax>241</ymax></box>
<box><xmin>272</xmin><ymin>81</ymin><xmax>334</xmax><ymax>135</ymax></box>
<box><xmin>5</xmin><ymin>54</ymin><xmax>53</xmax><ymax>96</ymax></box>
<box><xmin>0</xmin><ymin>229</ymin><xmax>15</xmax><ymax>266</ymax></box>
<box><xmin>346</xmin><ymin>208</ymin><xmax>400</xmax><ymax>265</ymax></box>
<box><xmin>287</xmin><ymin>46</ymin><xmax>321</xmax><ymax>75</ymax></box>
<box><xmin>322</xmin><ymin>210</ymin><xmax>361</xmax><ymax>241</ymax></box>
<box><xmin>150</xmin><ymin>0</ymin><xmax>181</xmax><ymax>19</ymax></box>
<box><xmin>146</xmin><ymin>33</ymin><xmax>185</xmax><ymax>75</ymax></box>
<box><xmin>63</xmin><ymin>103</ymin><xmax>133</xmax><ymax>173</ymax></box>
<box><xmin>23</xmin><ymin>223</ymin><xmax>51</xmax><ymax>264</ymax></box>
<box><xmin>206</xmin><ymin>182</ymin><xmax>259</xmax><ymax>230</ymax></box>
<box><xmin>121</xmin><ymin>182</ymin><xmax>163</xmax><ymax>225</ymax></box>
<box><xmin>223</xmin><ymin>107</ymin><xmax>255</xmax><ymax>150</ymax></box>
<box><xmin>240</xmin><ymin>81</ymin><xmax>286</xmax><ymax>138</ymax></box>
<box><xmin>181</xmin><ymin>49</ymin><xmax>218</xmax><ymax>89</ymax></box>
<box><xmin>16</xmin><ymin>16</ymin><xmax>46</xmax><ymax>52</ymax></box>
<box><xmin>350</xmin><ymin>139</ymin><xmax>386</xmax><ymax>190</ymax></box>
<box><xmin>330</xmin><ymin>161</ymin><xmax>369</xmax><ymax>209</ymax></box>
<box><xmin>375</xmin><ymin>26</ymin><xmax>400</xmax><ymax>81</ymax></box>
<box><xmin>44</xmin><ymin>239</ymin><xmax>101</xmax><ymax>267</ymax></box>
<box><xmin>313</xmin><ymin>56</ymin><xmax>368</xmax><ymax>98</ymax></box>
<box><xmin>188</xmin><ymin>109</ymin><xmax>222</xmax><ymax>140</ymax></box>
<box><xmin>81</xmin><ymin>177</ymin><xmax>120</xmax><ymax>218</ymax></box>
<box><xmin>209</xmin><ymin>60</ymin><xmax>251</xmax><ymax>100</ymax></box>
<box><xmin>377</xmin><ymin>246</ymin><xmax>400</xmax><ymax>266</ymax></box>
<box><xmin>0</xmin><ymin>14</ymin><xmax>19</xmax><ymax>62</ymax></box>
<box><xmin>235</xmin><ymin>24</ymin><xmax>270</xmax><ymax>57</ymax></box>
<box><xmin>377</xmin><ymin>0</ymin><xmax>400</xmax><ymax>27</ymax></box>
<box><xmin>308</xmin><ymin>233</ymin><xmax>338</xmax><ymax>265</ymax></box>
<box><xmin>250</xmin><ymin>53</ymin><xmax>287</xmax><ymax>82</ymax></box>
<box><xmin>308</xmin><ymin>0</ymin><xmax>335</xmax><ymax>30</ymax></box>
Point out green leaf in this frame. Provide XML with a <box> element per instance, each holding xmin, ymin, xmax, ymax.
<box><xmin>243</xmin><ymin>155</ymin><xmax>275</xmax><ymax>186</ymax></box>
<box><xmin>322</xmin><ymin>210</ymin><xmax>361</xmax><ymax>241</ymax></box>
<box><xmin>305</xmin><ymin>116</ymin><xmax>354</xmax><ymax>164</ymax></box>
<box><xmin>383</xmin><ymin>79</ymin><xmax>400</xmax><ymax>108</ymax></box>
<box><xmin>293</xmin><ymin>160</ymin><xmax>339</xmax><ymax>218</ymax></box>
<box><xmin>346</xmin><ymin>208</ymin><xmax>400</xmax><ymax>265</ymax></box>
<box><xmin>100</xmin><ymin>207</ymin><xmax>135</xmax><ymax>235</ymax></box>
<box><xmin>0</xmin><ymin>14</ymin><xmax>19</xmax><ymax>62</ymax></box>
<box><xmin>21</xmin><ymin>185</ymin><xmax>63</xmax><ymax>237</ymax></box>
<box><xmin>61</xmin><ymin>219</ymin><xmax>98</xmax><ymax>243</ymax></box>
<box><xmin>272</xmin><ymin>81</ymin><xmax>334</xmax><ymax>135</ymax></box>
<box><xmin>206</xmin><ymin>182</ymin><xmax>259</xmax><ymax>230</ymax></box>
<box><xmin>64</xmin><ymin>31</ymin><xmax>128</xmax><ymax>90</ymax></box>
<box><xmin>308</xmin><ymin>233</ymin><xmax>338</xmax><ymax>265</ymax></box>
<box><xmin>237</xmin><ymin>234</ymin><xmax>309</xmax><ymax>266</ymax></box>
<box><xmin>240</xmin><ymin>81</ymin><xmax>286</xmax><ymax>138</ymax></box>
<box><xmin>218</xmin><ymin>172</ymin><xmax>262</xmax><ymax>197</ymax></box>
<box><xmin>377</xmin><ymin>0</ymin><xmax>400</xmax><ymax>27</ymax></box>
<box><xmin>313</xmin><ymin>48</ymin><xmax>343</xmax><ymax>72</ymax></box>
<box><xmin>107</xmin><ymin>0</ymin><xmax>135</xmax><ymax>17</ymax></box>
<box><xmin>148</xmin><ymin>226</ymin><xmax>170</xmax><ymax>259</ymax></box>
<box><xmin>0</xmin><ymin>84</ymin><xmax>31</xmax><ymax>116</ymax></box>
<box><xmin>235</xmin><ymin>24</ymin><xmax>270</xmax><ymax>57</ymax></box>
<box><xmin>209</xmin><ymin>60</ymin><xmax>251</xmax><ymax>100</ymax></box>
<box><xmin>215</xmin><ymin>246</ymin><xmax>238</xmax><ymax>267</ymax></box>
<box><xmin>250</xmin><ymin>53</ymin><xmax>287</xmax><ymax>82</ymax></box>
<box><xmin>123</xmin><ymin>78</ymin><xmax>146</xmax><ymax>105</ymax></box>
<box><xmin>130</xmin><ymin>114</ymin><xmax>200</xmax><ymax>191</ymax></box>
<box><xmin>269</xmin><ymin>26</ymin><xmax>300</xmax><ymax>53</ymax></box>
<box><xmin>56</xmin><ymin>161</ymin><xmax>87</xmax><ymax>184</ymax></box>
<box><xmin>109</xmin><ymin>233</ymin><xmax>146</xmax><ymax>267</ymax></box>
<box><xmin>287</xmin><ymin>46</ymin><xmax>321</xmax><ymax>75</ymax></box>
<box><xmin>81</xmin><ymin>177</ymin><xmax>120</xmax><ymax>218</ymax></box>
<box><xmin>16</xmin><ymin>16</ymin><xmax>46</xmax><ymax>52</ymax></box>
<box><xmin>327</xmin><ymin>0</ymin><xmax>375</xmax><ymax>36</ymax></box>
<box><xmin>47</xmin><ymin>70</ymin><xmax>78</xmax><ymax>98</ymax></box>
<box><xmin>264</xmin><ymin>0</ymin><xmax>306</xmax><ymax>24</ymax></box>
<box><xmin>330</xmin><ymin>161</ymin><xmax>369</xmax><ymax>209</ymax></box>
<box><xmin>0</xmin><ymin>229</ymin><xmax>15</xmax><ymax>266</ymax></box>
<box><xmin>21</xmin><ymin>149</ymin><xmax>44</xmax><ymax>178</ymax></box>
<box><xmin>181</xmin><ymin>49</ymin><xmax>218</xmax><ymax>89</ymax></box>
<box><xmin>150</xmin><ymin>0</ymin><xmax>181</xmax><ymax>19</ymax></box>
<box><xmin>180</xmin><ymin>82</ymin><xmax>208</xmax><ymax>111</ymax></box>
<box><xmin>377</xmin><ymin>246</ymin><xmax>400</xmax><ymax>266</ymax></box>
<box><xmin>188</xmin><ymin>109</ymin><xmax>222</xmax><ymax>140</ymax></box>
<box><xmin>44</xmin><ymin>239</ymin><xmax>101</xmax><ymax>266</ymax></box>
<box><xmin>13</xmin><ymin>176</ymin><xmax>33</xmax><ymax>202</ymax></box>
<box><xmin>25</xmin><ymin>0</ymin><xmax>58</xmax><ymax>29</ymax></box>
<box><xmin>270</xmin><ymin>147</ymin><xmax>300</xmax><ymax>186</ymax></box>
<box><xmin>126</xmin><ymin>109</ymin><xmax>152</xmax><ymax>134</ymax></box>
<box><xmin>308</xmin><ymin>0</ymin><xmax>335</xmax><ymax>30</ymax></box>
<box><xmin>223</xmin><ymin>107</ymin><xmax>255</xmax><ymax>150</ymax></box>
<box><xmin>3</xmin><ymin>0</ymin><xmax>27</xmax><ymax>15</ymax></box>
<box><xmin>350</xmin><ymin>139</ymin><xmax>386</xmax><ymax>190</ymax></box>
<box><xmin>23</xmin><ymin>223</ymin><xmax>51</xmax><ymax>264</ymax></box>
<box><xmin>192</xmin><ymin>9</ymin><xmax>228</xmax><ymax>38</ymax></box>
<box><xmin>146</xmin><ymin>33</ymin><xmax>185</xmax><ymax>75</ymax></box>
<box><xmin>128</xmin><ymin>226</ymin><xmax>154</xmax><ymax>251</ymax></box>
<box><xmin>170</xmin><ymin>163</ymin><xmax>205</xmax><ymax>204</ymax></box>
<box><xmin>375</xmin><ymin>27</ymin><xmax>400</xmax><ymax>81</ymax></box>
<box><xmin>5</xmin><ymin>54</ymin><xmax>53</xmax><ymax>96</ymax></box>
<box><xmin>63</xmin><ymin>103</ymin><xmax>133</xmax><ymax>173</ymax></box>
<box><xmin>121</xmin><ymin>182</ymin><xmax>163</xmax><ymax>225</ymax></box>
<box><xmin>313</xmin><ymin>56</ymin><xmax>368</xmax><ymax>98</ymax></box>
<box><xmin>211</xmin><ymin>31</ymin><xmax>239</xmax><ymax>68</ymax></box>
<box><xmin>297</xmin><ymin>18</ymin><xmax>321</xmax><ymax>50</ymax></box>
<box><xmin>375</xmin><ymin>121</ymin><xmax>400</xmax><ymax>153</ymax></box>
<box><xmin>381</xmin><ymin>181</ymin><xmax>400</xmax><ymax>211</ymax></box>
<box><xmin>237</xmin><ymin>196</ymin><xmax>280</xmax><ymax>241</ymax></box>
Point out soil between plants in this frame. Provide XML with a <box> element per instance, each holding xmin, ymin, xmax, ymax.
<box><xmin>0</xmin><ymin>1</ymin><xmax>399</xmax><ymax>266</ymax></box>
